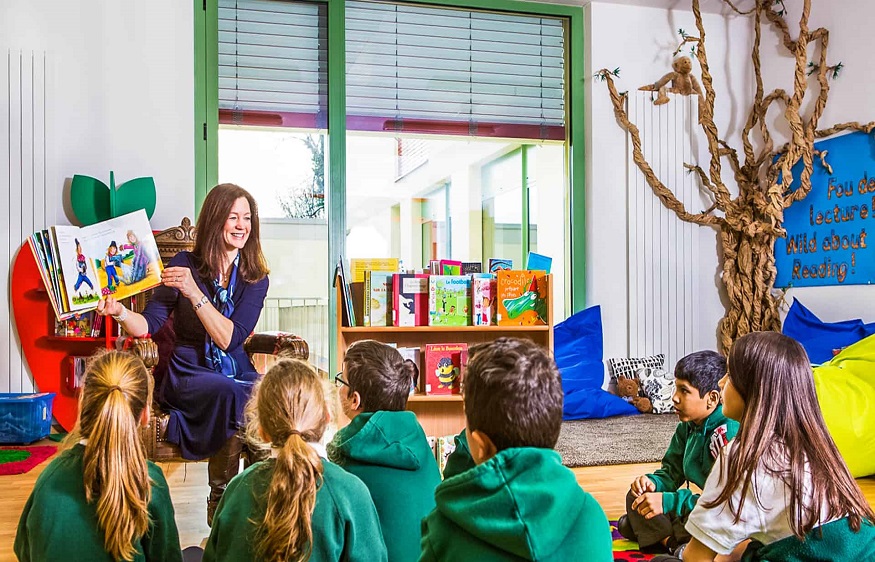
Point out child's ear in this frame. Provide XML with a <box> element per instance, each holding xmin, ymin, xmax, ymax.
<box><xmin>350</xmin><ymin>390</ymin><xmax>362</xmax><ymax>411</ymax></box>
<box><xmin>139</xmin><ymin>405</ymin><xmax>151</xmax><ymax>428</ymax></box>
<box><xmin>707</xmin><ymin>389</ymin><xmax>721</xmax><ymax>408</ymax></box>
<box><xmin>467</xmin><ymin>429</ymin><xmax>497</xmax><ymax>465</ymax></box>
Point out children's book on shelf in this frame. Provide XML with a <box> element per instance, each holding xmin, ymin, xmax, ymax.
<box><xmin>363</xmin><ymin>271</ymin><xmax>394</xmax><ymax>327</ymax></box>
<box><xmin>350</xmin><ymin>258</ymin><xmax>399</xmax><ymax>283</ymax></box>
<box><xmin>436</xmin><ymin>435</ymin><xmax>457</xmax><ymax>475</ymax></box>
<box><xmin>396</xmin><ymin>346</ymin><xmax>422</xmax><ymax>394</ymax></box>
<box><xmin>393</xmin><ymin>273</ymin><xmax>430</xmax><ymax>326</ymax></box>
<box><xmin>488</xmin><ymin>258</ymin><xmax>513</xmax><ymax>273</ymax></box>
<box><xmin>496</xmin><ymin>270</ymin><xmax>549</xmax><ymax>326</ymax></box>
<box><xmin>54</xmin><ymin>312</ymin><xmax>96</xmax><ymax>338</ymax></box>
<box><xmin>28</xmin><ymin>209</ymin><xmax>163</xmax><ymax>320</ymax></box>
<box><xmin>461</xmin><ymin>262</ymin><xmax>482</xmax><ymax>274</ymax></box>
<box><xmin>428</xmin><ymin>275</ymin><xmax>472</xmax><ymax>326</ymax></box>
<box><xmin>424</xmin><ymin>343</ymin><xmax>467</xmax><ymax>395</ymax></box>
<box><xmin>438</xmin><ymin>259</ymin><xmax>462</xmax><ymax>275</ymax></box>
<box><xmin>525</xmin><ymin>251</ymin><xmax>553</xmax><ymax>274</ymax></box>
<box><xmin>472</xmin><ymin>273</ymin><xmax>496</xmax><ymax>326</ymax></box>
<box><xmin>65</xmin><ymin>356</ymin><xmax>89</xmax><ymax>393</ymax></box>
<box><xmin>334</xmin><ymin>257</ymin><xmax>356</xmax><ymax>327</ymax></box>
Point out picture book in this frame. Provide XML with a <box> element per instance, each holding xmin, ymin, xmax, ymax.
<box><xmin>393</xmin><ymin>273</ymin><xmax>430</xmax><ymax>326</ymax></box>
<box><xmin>525</xmin><ymin>251</ymin><xmax>553</xmax><ymax>274</ymax></box>
<box><xmin>363</xmin><ymin>271</ymin><xmax>393</xmax><ymax>327</ymax></box>
<box><xmin>472</xmin><ymin>273</ymin><xmax>496</xmax><ymax>326</ymax></box>
<box><xmin>65</xmin><ymin>356</ymin><xmax>89</xmax><ymax>393</ymax></box>
<box><xmin>429</xmin><ymin>275</ymin><xmax>472</xmax><ymax>326</ymax></box>
<box><xmin>488</xmin><ymin>258</ymin><xmax>513</xmax><ymax>273</ymax></box>
<box><xmin>28</xmin><ymin>209</ymin><xmax>162</xmax><ymax>320</ymax></box>
<box><xmin>436</xmin><ymin>434</ymin><xmax>457</xmax><ymax>476</ymax></box>
<box><xmin>461</xmin><ymin>261</ymin><xmax>482</xmax><ymax>274</ymax></box>
<box><xmin>350</xmin><ymin>258</ymin><xmax>399</xmax><ymax>283</ymax></box>
<box><xmin>396</xmin><ymin>346</ymin><xmax>422</xmax><ymax>394</ymax></box>
<box><xmin>424</xmin><ymin>343</ymin><xmax>467</xmax><ymax>395</ymax></box>
<box><xmin>496</xmin><ymin>270</ymin><xmax>549</xmax><ymax>326</ymax></box>
<box><xmin>429</xmin><ymin>260</ymin><xmax>440</xmax><ymax>274</ymax></box>
<box><xmin>439</xmin><ymin>259</ymin><xmax>462</xmax><ymax>275</ymax></box>
<box><xmin>54</xmin><ymin>311</ymin><xmax>96</xmax><ymax>338</ymax></box>
<box><xmin>334</xmin><ymin>257</ymin><xmax>356</xmax><ymax>327</ymax></box>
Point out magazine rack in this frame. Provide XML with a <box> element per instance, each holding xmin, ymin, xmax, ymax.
<box><xmin>131</xmin><ymin>218</ymin><xmax>309</xmax><ymax>461</ymax></box>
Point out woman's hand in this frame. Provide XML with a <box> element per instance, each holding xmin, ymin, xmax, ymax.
<box><xmin>96</xmin><ymin>296</ymin><xmax>123</xmax><ymax>317</ymax></box>
<box><xmin>161</xmin><ymin>266</ymin><xmax>202</xmax><ymax>301</ymax></box>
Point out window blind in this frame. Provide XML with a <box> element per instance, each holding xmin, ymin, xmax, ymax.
<box><xmin>218</xmin><ymin>0</ymin><xmax>328</xmax><ymax>128</ymax></box>
<box><xmin>346</xmin><ymin>1</ymin><xmax>566</xmax><ymax>140</ymax></box>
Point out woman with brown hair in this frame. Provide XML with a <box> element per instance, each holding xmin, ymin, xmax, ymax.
<box><xmin>203</xmin><ymin>359</ymin><xmax>386</xmax><ymax>562</ymax></box>
<box><xmin>658</xmin><ymin>331</ymin><xmax>875</xmax><ymax>562</ymax></box>
<box><xmin>97</xmin><ymin>183</ymin><xmax>270</xmax><ymax>523</ymax></box>
<box><xmin>14</xmin><ymin>350</ymin><xmax>182</xmax><ymax>562</ymax></box>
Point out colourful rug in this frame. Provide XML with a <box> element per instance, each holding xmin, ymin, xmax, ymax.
<box><xmin>610</xmin><ymin>519</ymin><xmax>654</xmax><ymax>561</ymax></box>
<box><xmin>0</xmin><ymin>445</ymin><xmax>56</xmax><ymax>476</ymax></box>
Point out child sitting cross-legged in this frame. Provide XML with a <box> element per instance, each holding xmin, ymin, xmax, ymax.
<box><xmin>419</xmin><ymin>337</ymin><xmax>613</xmax><ymax>561</ymax></box>
<box><xmin>618</xmin><ymin>351</ymin><xmax>739</xmax><ymax>556</ymax></box>
<box><xmin>328</xmin><ymin>340</ymin><xmax>441</xmax><ymax>562</ymax></box>
<box><xmin>203</xmin><ymin>358</ymin><xmax>386</xmax><ymax>562</ymax></box>
<box><xmin>657</xmin><ymin>331</ymin><xmax>875</xmax><ymax>562</ymax></box>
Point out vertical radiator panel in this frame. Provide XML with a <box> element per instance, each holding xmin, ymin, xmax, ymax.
<box><xmin>2</xmin><ymin>50</ymin><xmax>47</xmax><ymax>394</ymax></box>
<box><xmin>627</xmin><ymin>91</ymin><xmax>699</xmax><ymax>372</ymax></box>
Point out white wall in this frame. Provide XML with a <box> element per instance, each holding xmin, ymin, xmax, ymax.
<box><xmin>758</xmin><ymin>0</ymin><xmax>875</xmax><ymax>324</ymax></box>
<box><xmin>585</xmin><ymin>2</ymin><xmax>755</xmax><ymax>360</ymax></box>
<box><xmin>1</xmin><ymin>0</ymin><xmax>195</xmax><ymax>229</ymax></box>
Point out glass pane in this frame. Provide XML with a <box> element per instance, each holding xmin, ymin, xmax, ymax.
<box><xmin>218</xmin><ymin>126</ymin><xmax>330</xmax><ymax>372</ymax></box>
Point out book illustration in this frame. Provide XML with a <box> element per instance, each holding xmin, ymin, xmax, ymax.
<box><xmin>496</xmin><ymin>270</ymin><xmax>548</xmax><ymax>326</ymax></box>
<box><xmin>428</xmin><ymin>275</ymin><xmax>472</xmax><ymax>326</ymax></box>
<box><xmin>488</xmin><ymin>258</ymin><xmax>513</xmax><ymax>273</ymax></box>
<box><xmin>364</xmin><ymin>271</ymin><xmax>393</xmax><ymax>327</ymax></box>
<box><xmin>54</xmin><ymin>312</ymin><xmax>95</xmax><ymax>338</ymax></box>
<box><xmin>30</xmin><ymin>209</ymin><xmax>163</xmax><ymax>320</ymax></box>
<box><xmin>424</xmin><ymin>343</ymin><xmax>467</xmax><ymax>395</ymax></box>
<box><xmin>393</xmin><ymin>273</ymin><xmax>429</xmax><ymax>326</ymax></box>
<box><xmin>439</xmin><ymin>259</ymin><xmax>462</xmax><ymax>275</ymax></box>
<box><xmin>350</xmin><ymin>257</ymin><xmax>399</xmax><ymax>283</ymax></box>
<box><xmin>436</xmin><ymin>435</ymin><xmax>458</xmax><ymax>476</ymax></box>
<box><xmin>472</xmin><ymin>274</ymin><xmax>496</xmax><ymax>326</ymax></box>
<box><xmin>525</xmin><ymin>251</ymin><xmax>553</xmax><ymax>274</ymax></box>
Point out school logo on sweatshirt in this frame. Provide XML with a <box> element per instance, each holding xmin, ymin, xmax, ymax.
<box><xmin>709</xmin><ymin>425</ymin><xmax>729</xmax><ymax>459</ymax></box>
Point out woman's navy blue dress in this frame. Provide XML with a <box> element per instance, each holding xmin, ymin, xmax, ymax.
<box><xmin>141</xmin><ymin>251</ymin><xmax>269</xmax><ymax>460</ymax></box>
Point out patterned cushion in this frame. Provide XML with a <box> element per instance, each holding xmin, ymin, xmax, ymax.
<box><xmin>607</xmin><ymin>354</ymin><xmax>665</xmax><ymax>380</ymax></box>
<box><xmin>638</xmin><ymin>367</ymin><xmax>675</xmax><ymax>414</ymax></box>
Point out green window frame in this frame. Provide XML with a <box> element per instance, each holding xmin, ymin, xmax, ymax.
<box><xmin>194</xmin><ymin>0</ymin><xmax>585</xmax><ymax>370</ymax></box>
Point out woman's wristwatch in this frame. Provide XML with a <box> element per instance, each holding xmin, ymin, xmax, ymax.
<box><xmin>193</xmin><ymin>294</ymin><xmax>210</xmax><ymax>311</ymax></box>
<box><xmin>112</xmin><ymin>306</ymin><xmax>129</xmax><ymax>323</ymax></box>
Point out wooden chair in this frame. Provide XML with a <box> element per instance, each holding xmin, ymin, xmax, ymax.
<box><xmin>132</xmin><ymin>217</ymin><xmax>309</xmax><ymax>461</ymax></box>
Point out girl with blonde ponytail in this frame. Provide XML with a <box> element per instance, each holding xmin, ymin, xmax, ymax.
<box><xmin>204</xmin><ymin>359</ymin><xmax>386</xmax><ymax>562</ymax></box>
<box><xmin>15</xmin><ymin>350</ymin><xmax>183</xmax><ymax>562</ymax></box>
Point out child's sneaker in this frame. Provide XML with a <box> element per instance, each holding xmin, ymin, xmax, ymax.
<box><xmin>616</xmin><ymin>515</ymin><xmax>637</xmax><ymax>541</ymax></box>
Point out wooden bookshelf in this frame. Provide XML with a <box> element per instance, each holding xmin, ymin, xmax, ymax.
<box><xmin>336</xmin><ymin>274</ymin><xmax>553</xmax><ymax>437</ymax></box>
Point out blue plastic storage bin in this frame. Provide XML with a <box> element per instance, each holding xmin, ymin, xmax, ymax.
<box><xmin>0</xmin><ymin>393</ymin><xmax>55</xmax><ymax>444</ymax></box>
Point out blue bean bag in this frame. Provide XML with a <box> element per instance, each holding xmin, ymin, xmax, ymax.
<box><xmin>782</xmin><ymin>299</ymin><xmax>875</xmax><ymax>364</ymax></box>
<box><xmin>555</xmin><ymin>306</ymin><xmax>639</xmax><ymax>420</ymax></box>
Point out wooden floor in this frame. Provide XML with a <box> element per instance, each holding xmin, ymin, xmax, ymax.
<box><xmin>2</xmin><ymin>444</ymin><xmax>874</xmax><ymax>561</ymax></box>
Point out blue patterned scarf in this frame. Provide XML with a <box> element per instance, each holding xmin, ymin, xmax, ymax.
<box><xmin>205</xmin><ymin>254</ymin><xmax>239</xmax><ymax>378</ymax></box>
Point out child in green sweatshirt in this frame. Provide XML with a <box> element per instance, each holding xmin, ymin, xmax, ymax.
<box><xmin>420</xmin><ymin>337</ymin><xmax>613</xmax><ymax>562</ymax></box>
<box><xmin>618</xmin><ymin>350</ymin><xmax>739</xmax><ymax>556</ymax></box>
<box><xmin>15</xmin><ymin>351</ymin><xmax>182</xmax><ymax>562</ymax></box>
<box><xmin>329</xmin><ymin>340</ymin><xmax>441</xmax><ymax>562</ymax></box>
<box><xmin>204</xmin><ymin>359</ymin><xmax>386</xmax><ymax>562</ymax></box>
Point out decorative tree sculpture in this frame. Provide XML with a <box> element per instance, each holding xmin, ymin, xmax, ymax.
<box><xmin>596</xmin><ymin>0</ymin><xmax>874</xmax><ymax>353</ymax></box>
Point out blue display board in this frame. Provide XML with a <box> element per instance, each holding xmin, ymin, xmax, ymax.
<box><xmin>775</xmin><ymin>131</ymin><xmax>875</xmax><ymax>287</ymax></box>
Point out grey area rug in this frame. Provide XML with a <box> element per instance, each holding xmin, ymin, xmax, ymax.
<box><xmin>556</xmin><ymin>414</ymin><xmax>679</xmax><ymax>468</ymax></box>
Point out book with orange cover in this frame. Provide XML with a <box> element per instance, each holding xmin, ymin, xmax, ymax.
<box><xmin>496</xmin><ymin>270</ymin><xmax>548</xmax><ymax>326</ymax></box>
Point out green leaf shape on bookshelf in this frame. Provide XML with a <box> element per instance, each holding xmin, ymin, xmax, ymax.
<box><xmin>71</xmin><ymin>171</ymin><xmax>157</xmax><ymax>225</ymax></box>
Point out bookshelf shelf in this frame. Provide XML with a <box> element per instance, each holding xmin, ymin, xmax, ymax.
<box><xmin>45</xmin><ymin>336</ymin><xmax>106</xmax><ymax>343</ymax></box>
<box><xmin>407</xmin><ymin>394</ymin><xmax>464</xmax><ymax>403</ymax></box>
<box><xmin>335</xmin><ymin>274</ymin><xmax>553</xmax><ymax>437</ymax></box>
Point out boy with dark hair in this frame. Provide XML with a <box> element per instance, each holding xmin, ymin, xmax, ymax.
<box><xmin>419</xmin><ymin>337</ymin><xmax>613</xmax><ymax>561</ymax></box>
<box><xmin>618</xmin><ymin>350</ymin><xmax>739</xmax><ymax>556</ymax></box>
<box><xmin>328</xmin><ymin>340</ymin><xmax>441</xmax><ymax>562</ymax></box>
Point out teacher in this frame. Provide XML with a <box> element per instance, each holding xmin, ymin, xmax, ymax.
<box><xmin>97</xmin><ymin>183</ymin><xmax>270</xmax><ymax>525</ymax></box>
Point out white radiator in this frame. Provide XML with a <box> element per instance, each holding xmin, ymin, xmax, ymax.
<box><xmin>1</xmin><ymin>50</ymin><xmax>48</xmax><ymax>394</ymax></box>
<box><xmin>627</xmin><ymin>91</ymin><xmax>700</xmax><ymax>373</ymax></box>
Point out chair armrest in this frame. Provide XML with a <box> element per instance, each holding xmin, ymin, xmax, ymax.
<box><xmin>244</xmin><ymin>332</ymin><xmax>309</xmax><ymax>361</ymax></box>
<box><xmin>127</xmin><ymin>336</ymin><xmax>159</xmax><ymax>369</ymax></box>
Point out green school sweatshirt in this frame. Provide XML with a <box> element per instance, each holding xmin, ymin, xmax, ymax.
<box><xmin>740</xmin><ymin>518</ymin><xmax>875</xmax><ymax>561</ymax></box>
<box><xmin>420</xmin><ymin>447</ymin><xmax>613</xmax><ymax>562</ymax></box>
<box><xmin>442</xmin><ymin>430</ymin><xmax>475</xmax><ymax>479</ymax></box>
<box><xmin>14</xmin><ymin>444</ymin><xmax>182</xmax><ymax>562</ymax></box>
<box><xmin>647</xmin><ymin>404</ymin><xmax>738</xmax><ymax>517</ymax></box>
<box><xmin>204</xmin><ymin>457</ymin><xmax>387</xmax><ymax>562</ymax></box>
<box><xmin>328</xmin><ymin>411</ymin><xmax>441</xmax><ymax>562</ymax></box>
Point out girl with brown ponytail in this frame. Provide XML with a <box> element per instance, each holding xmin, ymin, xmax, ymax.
<box><xmin>203</xmin><ymin>359</ymin><xmax>386</xmax><ymax>562</ymax></box>
<box><xmin>14</xmin><ymin>350</ymin><xmax>183</xmax><ymax>562</ymax></box>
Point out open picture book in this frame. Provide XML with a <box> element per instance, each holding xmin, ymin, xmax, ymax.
<box><xmin>28</xmin><ymin>209</ymin><xmax>163</xmax><ymax>321</ymax></box>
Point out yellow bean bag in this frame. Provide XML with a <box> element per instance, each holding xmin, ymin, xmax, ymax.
<box><xmin>813</xmin><ymin>334</ymin><xmax>875</xmax><ymax>478</ymax></box>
